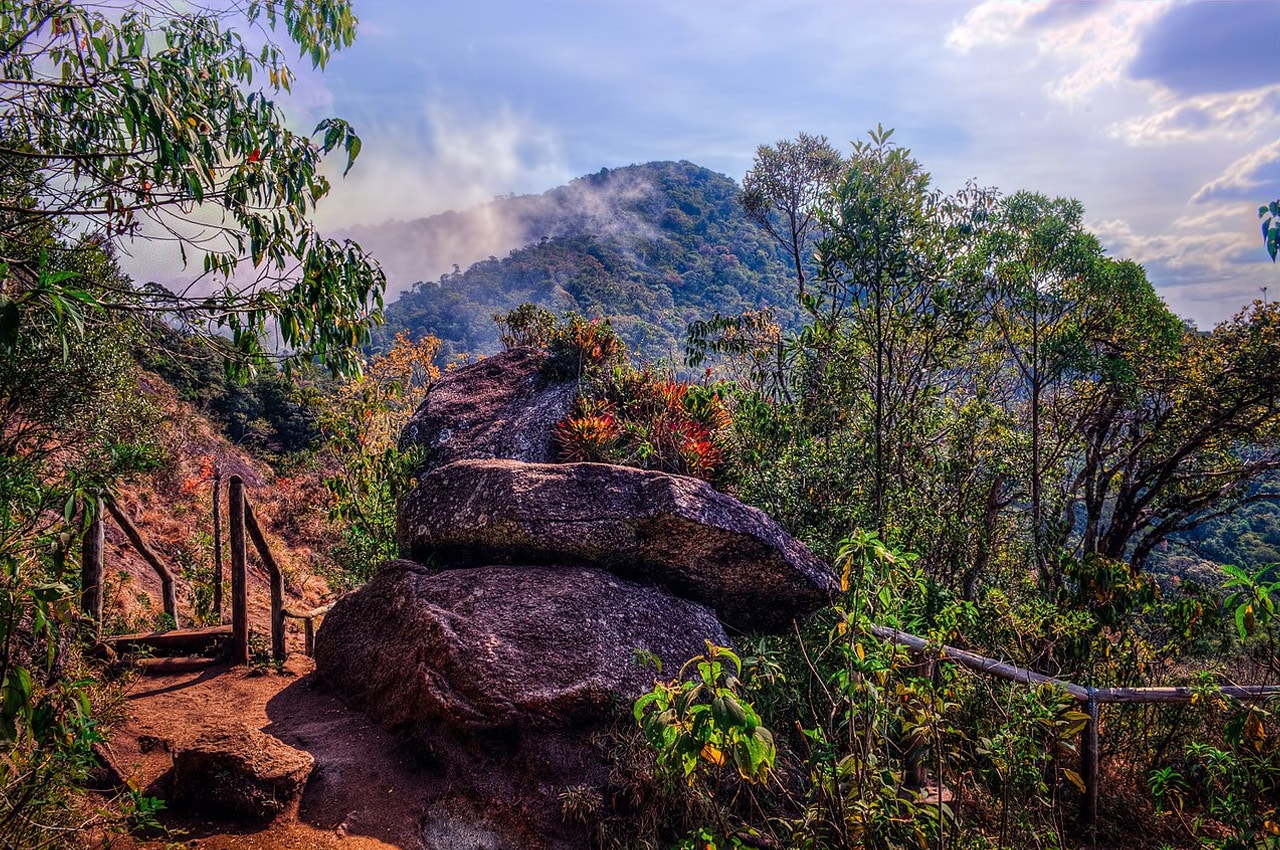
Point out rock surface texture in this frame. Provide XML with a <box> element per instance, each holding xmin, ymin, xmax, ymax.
<box><xmin>315</xmin><ymin>561</ymin><xmax>728</xmax><ymax>730</ymax></box>
<box><xmin>399</xmin><ymin>346</ymin><xmax>577</xmax><ymax>469</ymax></box>
<box><xmin>399</xmin><ymin>458</ymin><xmax>837</xmax><ymax>632</ymax></box>
<box><xmin>316</xmin><ymin>346</ymin><xmax>838</xmax><ymax>850</ymax></box>
<box><xmin>170</xmin><ymin>722</ymin><xmax>314</xmax><ymax>821</ymax></box>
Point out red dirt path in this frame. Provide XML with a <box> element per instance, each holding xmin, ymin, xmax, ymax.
<box><xmin>98</xmin><ymin>655</ymin><xmax>434</xmax><ymax>850</ymax></box>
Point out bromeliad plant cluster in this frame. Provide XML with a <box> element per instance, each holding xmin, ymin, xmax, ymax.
<box><xmin>556</xmin><ymin>367</ymin><xmax>732</xmax><ymax>480</ymax></box>
<box><xmin>495</xmin><ymin>303</ymin><xmax>734</xmax><ymax>480</ymax></box>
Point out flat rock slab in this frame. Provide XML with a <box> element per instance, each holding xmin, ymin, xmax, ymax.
<box><xmin>171</xmin><ymin>722</ymin><xmax>314</xmax><ymax>821</ymax></box>
<box><xmin>399</xmin><ymin>346</ymin><xmax>577</xmax><ymax>468</ymax></box>
<box><xmin>398</xmin><ymin>459</ymin><xmax>838</xmax><ymax>632</ymax></box>
<box><xmin>314</xmin><ymin>563</ymin><xmax>728</xmax><ymax>731</ymax></box>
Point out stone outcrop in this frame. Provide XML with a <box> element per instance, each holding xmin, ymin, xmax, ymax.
<box><xmin>315</xmin><ymin>561</ymin><xmax>728</xmax><ymax>730</ymax></box>
<box><xmin>399</xmin><ymin>347</ymin><xmax>577</xmax><ymax>469</ymax></box>
<box><xmin>170</xmin><ymin>722</ymin><xmax>314</xmax><ymax>821</ymax></box>
<box><xmin>315</xmin><ymin>344</ymin><xmax>840</xmax><ymax>850</ymax></box>
<box><xmin>399</xmin><ymin>458</ymin><xmax>837</xmax><ymax>632</ymax></box>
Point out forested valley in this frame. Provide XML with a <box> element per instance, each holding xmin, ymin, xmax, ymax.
<box><xmin>2</xmin><ymin>2</ymin><xmax>1280</xmax><ymax>849</ymax></box>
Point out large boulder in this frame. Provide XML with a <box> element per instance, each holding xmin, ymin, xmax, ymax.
<box><xmin>398</xmin><ymin>459</ymin><xmax>838</xmax><ymax>632</ymax></box>
<box><xmin>399</xmin><ymin>346</ymin><xmax>577</xmax><ymax>469</ymax></box>
<box><xmin>314</xmin><ymin>561</ymin><xmax>728</xmax><ymax>731</ymax></box>
<box><xmin>170</xmin><ymin>722</ymin><xmax>314</xmax><ymax>821</ymax></box>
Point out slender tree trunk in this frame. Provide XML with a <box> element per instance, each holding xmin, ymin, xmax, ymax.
<box><xmin>874</xmin><ymin>276</ymin><xmax>886</xmax><ymax>532</ymax></box>
<box><xmin>1030</xmin><ymin>291</ymin><xmax>1047</xmax><ymax>588</ymax></box>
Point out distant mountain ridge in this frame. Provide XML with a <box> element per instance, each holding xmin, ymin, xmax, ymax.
<box><xmin>366</xmin><ymin>161</ymin><xmax>805</xmax><ymax>362</ymax></box>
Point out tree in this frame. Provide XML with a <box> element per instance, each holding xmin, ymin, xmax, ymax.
<box><xmin>813</xmin><ymin>126</ymin><xmax>994</xmax><ymax>533</ymax></box>
<box><xmin>968</xmin><ymin>192</ymin><xmax>1112</xmax><ymax>587</ymax></box>
<box><xmin>0</xmin><ymin>0</ymin><xmax>384</xmax><ymax>376</ymax></box>
<box><xmin>740</xmin><ymin>132</ymin><xmax>843</xmax><ymax>300</ymax></box>
<box><xmin>1064</xmin><ymin>296</ymin><xmax>1280</xmax><ymax>571</ymax></box>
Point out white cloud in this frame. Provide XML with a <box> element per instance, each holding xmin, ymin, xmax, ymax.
<box><xmin>1191</xmin><ymin>138</ymin><xmax>1280</xmax><ymax>205</ymax></box>
<box><xmin>946</xmin><ymin>1</ymin><xmax>1168</xmax><ymax>104</ymax></box>
<box><xmin>945</xmin><ymin>2</ymin><xmax>1050</xmax><ymax>53</ymax></box>
<box><xmin>1113</xmin><ymin>85</ymin><xmax>1280</xmax><ymax>145</ymax></box>
<box><xmin>316</xmin><ymin>99</ymin><xmax>569</xmax><ymax>231</ymax></box>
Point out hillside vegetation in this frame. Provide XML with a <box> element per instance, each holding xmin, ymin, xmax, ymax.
<box><xmin>373</xmin><ymin>161</ymin><xmax>807</xmax><ymax>363</ymax></box>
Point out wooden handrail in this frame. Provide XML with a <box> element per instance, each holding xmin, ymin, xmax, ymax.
<box><xmin>282</xmin><ymin>602</ymin><xmax>334</xmax><ymax>657</ymax></box>
<box><xmin>103</xmin><ymin>494</ymin><xmax>178</xmax><ymax>628</ymax></box>
<box><xmin>243</xmin><ymin>499</ymin><xmax>285</xmax><ymax>663</ymax></box>
<box><xmin>870</xmin><ymin>622</ymin><xmax>1280</xmax><ymax>828</ymax></box>
<box><xmin>212</xmin><ymin>469</ymin><xmax>224</xmax><ymax>620</ymax></box>
<box><xmin>871</xmin><ymin>626</ymin><xmax>1090</xmax><ymax>700</ymax></box>
<box><xmin>870</xmin><ymin>625</ymin><xmax>1280</xmax><ymax>706</ymax></box>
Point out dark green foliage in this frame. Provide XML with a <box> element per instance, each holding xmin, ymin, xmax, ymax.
<box><xmin>1262</xmin><ymin>200</ymin><xmax>1280</xmax><ymax>263</ymax></box>
<box><xmin>137</xmin><ymin>328</ymin><xmax>328</xmax><ymax>456</ymax></box>
<box><xmin>376</xmin><ymin>162</ymin><xmax>805</xmax><ymax>364</ymax></box>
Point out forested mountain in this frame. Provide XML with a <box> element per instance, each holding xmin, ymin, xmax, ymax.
<box><xmin>370</xmin><ymin>161</ymin><xmax>806</xmax><ymax>362</ymax></box>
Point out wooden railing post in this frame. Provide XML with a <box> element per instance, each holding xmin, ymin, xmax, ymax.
<box><xmin>228</xmin><ymin>475</ymin><xmax>249</xmax><ymax>665</ymax></box>
<box><xmin>906</xmin><ymin>649</ymin><xmax>935</xmax><ymax>789</ymax></box>
<box><xmin>283</xmin><ymin>602</ymin><xmax>334</xmax><ymax>658</ymax></box>
<box><xmin>80</xmin><ymin>495</ymin><xmax>104</xmax><ymax>634</ymax></box>
<box><xmin>103</xmin><ymin>495</ymin><xmax>178</xmax><ymax>628</ymax></box>
<box><xmin>243</xmin><ymin>499</ymin><xmax>285</xmax><ymax>663</ymax></box>
<box><xmin>1080</xmin><ymin>690</ymin><xmax>1100</xmax><ymax>830</ymax></box>
<box><xmin>212</xmin><ymin>467</ymin><xmax>224</xmax><ymax>621</ymax></box>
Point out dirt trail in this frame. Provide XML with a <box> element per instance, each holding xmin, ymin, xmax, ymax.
<box><xmin>101</xmin><ymin>656</ymin><xmax>435</xmax><ymax>850</ymax></box>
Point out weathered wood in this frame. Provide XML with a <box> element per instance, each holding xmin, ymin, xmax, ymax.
<box><xmin>283</xmin><ymin>602</ymin><xmax>334</xmax><ymax>658</ymax></box>
<box><xmin>1080</xmin><ymin>693</ymin><xmax>1100</xmax><ymax>828</ymax></box>
<box><xmin>103</xmin><ymin>494</ymin><xmax>179</xmax><ymax>629</ymax></box>
<box><xmin>1091</xmin><ymin>684</ymin><xmax>1280</xmax><ymax>704</ymax></box>
<box><xmin>102</xmin><ymin>625</ymin><xmax>233</xmax><ymax>654</ymax></box>
<box><xmin>872</xmin><ymin>626</ymin><xmax>1280</xmax><ymax>706</ymax></box>
<box><xmin>243</xmin><ymin>499</ymin><xmax>285</xmax><ymax>662</ymax></box>
<box><xmin>870</xmin><ymin>625</ymin><xmax>1091</xmax><ymax>700</ymax></box>
<box><xmin>228</xmin><ymin>475</ymin><xmax>249</xmax><ymax>665</ymax></box>
<box><xmin>282</xmin><ymin>602</ymin><xmax>335</xmax><ymax>619</ymax></box>
<box><xmin>212</xmin><ymin>468</ymin><xmax>224</xmax><ymax>620</ymax></box>
<box><xmin>80</xmin><ymin>495</ymin><xmax>104</xmax><ymax>633</ymax></box>
<box><xmin>905</xmin><ymin>649</ymin><xmax>934</xmax><ymax>788</ymax></box>
<box><xmin>133</xmin><ymin>656</ymin><xmax>226</xmax><ymax>676</ymax></box>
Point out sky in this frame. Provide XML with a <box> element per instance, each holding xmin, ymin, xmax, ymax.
<box><xmin>269</xmin><ymin>1</ymin><xmax>1279</xmax><ymax>328</ymax></box>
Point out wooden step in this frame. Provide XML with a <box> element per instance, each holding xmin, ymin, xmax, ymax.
<box><xmin>132</xmin><ymin>656</ymin><xmax>227</xmax><ymax>676</ymax></box>
<box><xmin>102</xmin><ymin>625</ymin><xmax>232</xmax><ymax>656</ymax></box>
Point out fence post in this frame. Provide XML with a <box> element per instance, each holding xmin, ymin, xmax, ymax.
<box><xmin>228</xmin><ymin>475</ymin><xmax>249</xmax><ymax>665</ymax></box>
<box><xmin>80</xmin><ymin>495</ymin><xmax>104</xmax><ymax>634</ymax></box>
<box><xmin>1080</xmin><ymin>689</ymin><xmax>1099</xmax><ymax>830</ymax></box>
<box><xmin>212</xmin><ymin>467</ymin><xmax>224</xmax><ymax>621</ymax></box>
<box><xmin>906</xmin><ymin>649</ymin><xmax>935</xmax><ymax>788</ymax></box>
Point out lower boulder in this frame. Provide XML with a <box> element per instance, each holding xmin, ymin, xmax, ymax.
<box><xmin>315</xmin><ymin>561</ymin><xmax>730</xmax><ymax>850</ymax></box>
<box><xmin>315</xmin><ymin>560</ymin><xmax>727</xmax><ymax>731</ymax></box>
<box><xmin>170</xmin><ymin>722</ymin><xmax>314</xmax><ymax>821</ymax></box>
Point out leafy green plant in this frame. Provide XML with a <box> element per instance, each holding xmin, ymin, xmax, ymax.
<box><xmin>635</xmin><ymin>643</ymin><xmax>777</xmax><ymax>786</ymax></box>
